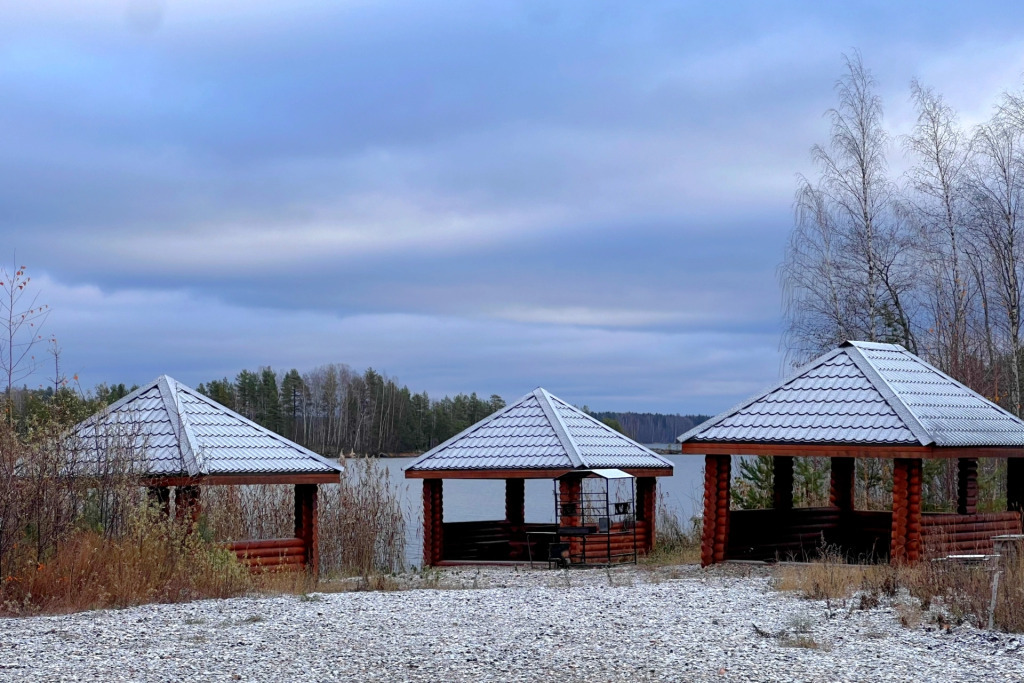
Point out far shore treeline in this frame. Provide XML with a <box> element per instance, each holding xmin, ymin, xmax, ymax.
<box><xmin>4</xmin><ymin>365</ymin><xmax>707</xmax><ymax>457</ymax></box>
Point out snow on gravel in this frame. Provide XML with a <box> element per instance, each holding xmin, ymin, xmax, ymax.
<box><xmin>1</xmin><ymin>564</ymin><xmax>1022</xmax><ymax>682</ymax></box>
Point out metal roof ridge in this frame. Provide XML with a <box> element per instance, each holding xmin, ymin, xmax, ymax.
<box><xmin>156</xmin><ymin>375</ymin><xmax>201</xmax><ymax>476</ymax></box>
<box><xmin>844</xmin><ymin>346</ymin><xmax>933</xmax><ymax>446</ymax></box>
<box><xmin>404</xmin><ymin>389</ymin><xmax>556</xmax><ymax>471</ymax></box>
<box><xmin>545</xmin><ymin>392</ymin><xmax>674</xmax><ymax>468</ymax></box>
<box><xmin>888</xmin><ymin>347</ymin><xmax>1024</xmax><ymax>435</ymax></box>
<box><xmin>535</xmin><ymin>388</ymin><xmax>585</xmax><ymax>468</ymax></box>
<box><xmin>173</xmin><ymin>380</ymin><xmax>342</xmax><ymax>472</ymax></box>
<box><xmin>843</xmin><ymin>340</ymin><xmax>907</xmax><ymax>351</ymax></box>
<box><xmin>677</xmin><ymin>347</ymin><xmax>847</xmax><ymax>443</ymax></box>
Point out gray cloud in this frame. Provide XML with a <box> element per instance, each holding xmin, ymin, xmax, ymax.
<box><xmin>4</xmin><ymin>1</ymin><xmax>1024</xmax><ymax>412</ymax></box>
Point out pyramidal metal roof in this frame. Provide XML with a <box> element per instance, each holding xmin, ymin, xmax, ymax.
<box><xmin>405</xmin><ymin>388</ymin><xmax>673</xmax><ymax>473</ymax></box>
<box><xmin>72</xmin><ymin>375</ymin><xmax>343</xmax><ymax>477</ymax></box>
<box><xmin>678</xmin><ymin>341</ymin><xmax>1024</xmax><ymax>448</ymax></box>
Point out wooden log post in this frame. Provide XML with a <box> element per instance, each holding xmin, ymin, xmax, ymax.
<box><xmin>890</xmin><ymin>458</ymin><xmax>923</xmax><ymax>563</ymax></box>
<box><xmin>957</xmin><ymin>458</ymin><xmax>979</xmax><ymax>515</ymax></box>
<box><xmin>294</xmin><ymin>483</ymin><xmax>319</xmax><ymax>577</ymax></box>
<box><xmin>422</xmin><ymin>479</ymin><xmax>444</xmax><ymax>567</ymax></box>
<box><xmin>890</xmin><ymin>460</ymin><xmax>908</xmax><ymax>562</ymax></box>
<box><xmin>1008</xmin><ymin>459</ymin><xmax>1024</xmax><ymax>513</ymax></box>
<box><xmin>147</xmin><ymin>486</ymin><xmax>170</xmax><ymax>517</ymax></box>
<box><xmin>714</xmin><ymin>455</ymin><xmax>731</xmax><ymax>564</ymax></box>
<box><xmin>829</xmin><ymin>458</ymin><xmax>855</xmax><ymax>511</ymax></box>
<box><xmin>773</xmin><ymin>456</ymin><xmax>793</xmax><ymax>511</ymax></box>
<box><xmin>174</xmin><ymin>485</ymin><xmax>201</xmax><ymax>530</ymax></box>
<box><xmin>505</xmin><ymin>478</ymin><xmax>526</xmax><ymax>560</ymax></box>
<box><xmin>505</xmin><ymin>479</ymin><xmax>525</xmax><ymax>526</ymax></box>
<box><xmin>830</xmin><ymin>457</ymin><xmax>856</xmax><ymax>550</ymax></box>
<box><xmin>700</xmin><ymin>455</ymin><xmax>719</xmax><ymax>567</ymax></box>
<box><xmin>559</xmin><ymin>478</ymin><xmax>583</xmax><ymax>560</ymax></box>
<box><xmin>907</xmin><ymin>458</ymin><xmax>922</xmax><ymax>562</ymax></box>
<box><xmin>637</xmin><ymin>477</ymin><xmax>657</xmax><ymax>554</ymax></box>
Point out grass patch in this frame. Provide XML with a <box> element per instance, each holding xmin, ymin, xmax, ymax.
<box><xmin>772</xmin><ymin>542</ymin><xmax>1024</xmax><ymax>632</ymax></box>
<box><xmin>642</xmin><ymin>492</ymin><xmax>701</xmax><ymax>566</ymax></box>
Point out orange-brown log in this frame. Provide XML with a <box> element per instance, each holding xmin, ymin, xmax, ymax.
<box><xmin>701</xmin><ymin>455</ymin><xmax>719</xmax><ymax>567</ymax></box>
<box><xmin>243</xmin><ymin>554</ymin><xmax>306</xmax><ymax>567</ymax></box>
<box><xmin>227</xmin><ymin>538</ymin><xmax>305</xmax><ymax>551</ymax></box>
<box><xmin>234</xmin><ymin>546</ymin><xmax>307</xmax><ymax>559</ymax></box>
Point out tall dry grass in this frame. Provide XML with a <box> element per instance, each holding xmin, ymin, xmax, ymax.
<box><xmin>203</xmin><ymin>457</ymin><xmax>407</xmax><ymax>579</ymax></box>
<box><xmin>644</xmin><ymin>491</ymin><xmax>701</xmax><ymax>565</ymax></box>
<box><xmin>774</xmin><ymin>545</ymin><xmax>1024</xmax><ymax>632</ymax></box>
<box><xmin>0</xmin><ymin>413</ymin><xmax>253</xmax><ymax>615</ymax></box>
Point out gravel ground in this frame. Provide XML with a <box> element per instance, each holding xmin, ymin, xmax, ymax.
<box><xmin>1</xmin><ymin>564</ymin><xmax>1022</xmax><ymax>682</ymax></box>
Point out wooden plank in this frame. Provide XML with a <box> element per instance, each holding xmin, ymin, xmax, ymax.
<box><xmin>405</xmin><ymin>467</ymin><xmax>674</xmax><ymax>480</ymax></box>
<box><xmin>147</xmin><ymin>473</ymin><xmax>341</xmax><ymax>486</ymax></box>
<box><xmin>682</xmin><ymin>443</ymin><xmax>933</xmax><ymax>458</ymax></box>
<box><xmin>225</xmin><ymin>537</ymin><xmax>305</xmax><ymax>551</ymax></box>
<box><xmin>682</xmin><ymin>443</ymin><xmax>1024</xmax><ymax>459</ymax></box>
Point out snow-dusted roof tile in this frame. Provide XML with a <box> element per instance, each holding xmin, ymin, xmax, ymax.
<box><xmin>406</xmin><ymin>389</ymin><xmax>673</xmax><ymax>473</ymax></box>
<box><xmin>679</xmin><ymin>341</ymin><xmax>1024</xmax><ymax>448</ymax></box>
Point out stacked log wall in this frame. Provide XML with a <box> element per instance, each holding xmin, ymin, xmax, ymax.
<box><xmin>227</xmin><ymin>538</ymin><xmax>306</xmax><ymax>572</ymax></box>
<box><xmin>921</xmin><ymin>512</ymin><xmax>1023</xmax><ymax>557</ymax></box>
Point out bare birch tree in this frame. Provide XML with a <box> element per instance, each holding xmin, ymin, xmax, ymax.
<box><xmin>966</xmin><ymin>114</ymin><xmax>1024</xmax><ymax>415</ymax></box>
<box><xmin>902</xmin><ymin>81</ymin><xmax>977</xmax><ymax>381</ymax></box>
<box><xmin>782</xmin><ymin>52</ymin><xmax>916</xmax><ymax>364</ymax></box>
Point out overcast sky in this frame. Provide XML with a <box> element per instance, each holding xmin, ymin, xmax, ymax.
<box><xmin>3</xmin><ymin>0</ymin><xmax>1024</xmax><ymax>413</ymax></box>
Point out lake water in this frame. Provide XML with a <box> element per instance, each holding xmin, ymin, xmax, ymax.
<box><xmin>380</xmin><ymin>454</ymin><xmax>705</xmax><ymax>567</ymax></box>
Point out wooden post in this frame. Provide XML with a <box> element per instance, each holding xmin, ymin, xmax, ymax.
<box><xmin>829</xmin><ymin>458</ymin><xmax>855</xmax><ymax>511</ymax></box>
<box><xmin>147</xmin><ymin>486</ymin><xmax>170</xmax><ymax>517</ymax></box>
<box><xmin>890</xmin><ymin>459</ymin><xmax>908</xmax><ymax>562</ymax></box>
<box><xmin>700</xmin><ymin>455</ymin><xmax>718</xmax><ymax>567</ymax></box>
<box><xmin>505</xmin><ymin>479</ymin><xmax>525</xmax><ymax>525</ymax></box>
<box><xmin>1008</xmin><ymin>459</ymin><xmax>1024</xmax><ymax>513</ymax></box>
<box><xmin>294</xmin><ymin>484</ymin><xmax>319</xmax><ymax>577</ymax></box>
<box><xmin>559</xmin><ymin>478</ymin><xmax>582</xmax><ymax>559</ymax></box>
<box><xmin>890</xmin><ymin>458</ymin><xmax>922</xmax><ymax>563</ymax></box>
<box><xmin>714</xmin><ymin>455</ymin><xmax>731</xmax><ymax>564</ymax></box>
<box><xmin>422</xmin><ymin>479</ymin><xmax>444</xmax><ymax>567</ymax></box>
<box><xmin>637</xmin><ymin>477</ymin><xmax>657</xmax><ymax>554</ymax></box>
<box><xmin>957</xmin><ymin>458</ymin><xmax>978</xmax><ymax>515</ymax></box>
<box><xmin>773</xmin><ymin>456</ymin><xmax>793</xmax><ymax>510</ymax></box>
<box><xmin>907</xmin><ymin>458</ymin><xmax>922</xmax><ymax>562</ymax></box>
<box><xmin>174</xmin><ymin>485</ymin><xmax>201</xmax><ymax>530</ymax></box>
<box><xmin>830</xmin><ymin>457</ymin><xmax>855</xmax><ymax>550</ymax></box>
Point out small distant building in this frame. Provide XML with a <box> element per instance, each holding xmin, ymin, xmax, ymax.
<box><xmin>679</xmin><ymin>341</ymin><xmax>1024</xmax><ymax>566</ymax></box>
<box><xmin>72</xmin><ymin>375</ymin><xmax>343</xmax><ymax>574</ymax></box>
<box><xmin>405</xmin><ymin>388</ymin><xmax>674</xmax><ymax>566</ymax></box>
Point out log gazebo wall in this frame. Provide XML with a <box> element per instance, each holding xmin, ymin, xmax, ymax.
<box><xmin>699</xmin><ymin>453</ymin><xmax>1023</xmax><ymax>565</ymax></box>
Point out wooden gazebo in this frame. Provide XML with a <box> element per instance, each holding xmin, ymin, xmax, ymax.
<box><xmin>679</xmin><ymin>341</ymin><xmax>1024</xmax><ymax>566</ymax></box>
<box><xmin>405</xmin><ymin>388</ymin><xmax>673</xmax><ymax>566</ymax></box>
<box><xmin>72</xmin><ymin>375</ymin><xmax>343</xmax><ymax>575</ymax></box>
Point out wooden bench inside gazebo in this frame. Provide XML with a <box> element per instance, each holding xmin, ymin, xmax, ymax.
<box><xmin>679</xmin><ymin>341</ymin><xmax>1024</xmax><ymax>566</ymax></box>
<box><xmin>72</xmin><ymin>375</ymin><xmax>343</xmax><ymax>575</ymax></box>
<box><xmin>405</xmin><ymin>388</ymin><xmax>673</xmax><ymax>567</ymax></box>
